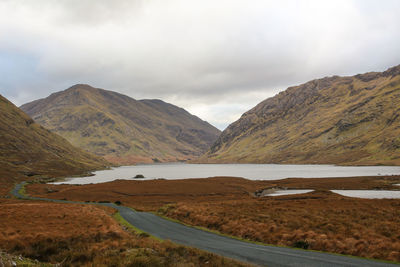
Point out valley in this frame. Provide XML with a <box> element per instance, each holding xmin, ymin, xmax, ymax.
<box><xmin>2</xmin><ymin>2</ymin><xmax>400</xmax><ymax>266</ymax></box>
<box><xmin>2</xmin><ymin>65</ymin><xmax>400</xmax><ymax>266</ymax></box>
<box><xmin>0</xmin><ymin>93</ymin><xmax>245</xmax><ymax>266</ymax></box>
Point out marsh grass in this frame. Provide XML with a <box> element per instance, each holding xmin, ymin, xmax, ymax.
<box><xmin>160</xmin><ymin>195</ymin><xmax>400</xmax><ymax>262</ymax></box>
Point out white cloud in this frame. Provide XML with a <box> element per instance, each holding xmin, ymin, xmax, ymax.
<box><xmin>0</xmin><ymin>0</ymin><xmax>400</xmax><ymax>130</ymax></box>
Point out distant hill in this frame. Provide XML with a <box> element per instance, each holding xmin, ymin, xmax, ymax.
<box><xmin>201</xmin><ymin>65</ymin><xmax>400</xmax><ymax>165</ymax></box>
<box><xmin>21</xmin><ymin>84</ymin><xmax>220</xmax><ymax>164</ymax></box>
<box><xmin>0</xmin><ymin>94</ymin><xmax>108</xmax><ymax>183</ymax></box>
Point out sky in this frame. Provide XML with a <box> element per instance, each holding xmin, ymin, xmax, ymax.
<box><xmin>1</xmin><ymin>0</ymin><xmax>400</xmax><ymax>130</ymax></box>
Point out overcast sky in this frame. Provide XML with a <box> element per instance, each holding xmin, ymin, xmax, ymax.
<box><xmin>1</xmin><ymin>0</ymin><xmax>400</xmax><ymax>130</ymax></box>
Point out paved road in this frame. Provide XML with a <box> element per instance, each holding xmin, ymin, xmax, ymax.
<box><xmin>12</xmin><ymin>182</ymin><xmax>399</xmax><ymax>267</ymax></box>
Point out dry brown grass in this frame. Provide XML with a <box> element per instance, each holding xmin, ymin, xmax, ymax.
<box><xmin>27</xmin><ymin>175</ymin><xmax>400</xmax><ymax>210</ymax></box>
<box><xmin>0</xmin><ymin>201</ymin><xmax>250</xmax><ymax>266</ymax></box>
<box><xmin>161</xmin><ymin>191</ymin><xmax>400</xmax><ymax>262</ymax></box>
<box><xmin>27</xmin><ymin>177</ymin><xmax>264</xmax><ymax>211</ymax></box>
<box><xmin>26</xmin><ymin>176</ymin><xmax>400</xmax><ymax>262</ymax></box>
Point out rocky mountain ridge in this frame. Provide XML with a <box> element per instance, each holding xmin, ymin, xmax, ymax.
<box><xmin>202</xmin><ymin>64</ymin><xmax>400</xmax><ymax>165</ymax></box>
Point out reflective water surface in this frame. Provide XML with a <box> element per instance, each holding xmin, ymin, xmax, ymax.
<box><xmin>265</xmin><ymin>190</ymin><xmax>314</xmax><ymax>196</ymax></box>
<box><xmin>52</xmin><ymin>163</ymin><xmax>400</xmax><ymax>185</ymax></box>
<box><xmin>331</xmin><ymin>190</ymin><xmax>400</xmax><ymax>199</ymax></box>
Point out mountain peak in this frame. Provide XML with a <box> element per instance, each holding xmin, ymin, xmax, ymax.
<box><xmin>63</xmin><ymin>84</ymin><xmax>100</xmax><ymax>99</ymax></box>
<box><xmin>67</xmin><ymin>84</ymin><xmax>97</xmax><ymax>91</ymax></box>
<box><xmin>21</xmin><ymin>85</ymin><xmax>220</xmax><ymax>165</ymax></box>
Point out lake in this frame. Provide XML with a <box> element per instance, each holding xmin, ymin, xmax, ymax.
<box><xmin>52</xmin><ymin>163</ymin><xmax>400</xmax><ymax>185</ymax></box>
<box><xmin>331</xmin><ymin>190</ymin><xmax>400</xmax><ymax>199</ymax></box>
<box><xmin>265</xmin><ymin>189</ymin><xmax>314</xmax><ymax>196</ymax></box>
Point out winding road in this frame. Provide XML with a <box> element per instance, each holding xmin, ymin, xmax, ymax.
<box><xmin>12</xmin><ymin>182</ymin><xmax>399</xmax><ymax>267</ymax></box>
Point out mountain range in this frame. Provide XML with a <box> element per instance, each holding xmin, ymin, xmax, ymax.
<box><xmin>0</xmin><ymin>94</ymin><xmax>108</xmax><ymax>184</ymax></box>
<box><xmin>21</xmin><ymin>84</ymin><xmax>220</xmax><ymax>165</ymax></box>
<box><xmin>201</xmin><ymin>65</ymin><xmax>400</xmax><ymax>165</ymax></box>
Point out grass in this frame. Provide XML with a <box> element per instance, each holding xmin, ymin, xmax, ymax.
<box><xmin>25</xmin><ymin>176</ymin><xmax>400</xmax><ymax>263</ymax></box>
<box><xmin>1</xmin><ymin>205</ymin><xmax>250</xmax><ymax>267</ymax></box>
<box><xmin>161</xmin><ymin>196</ymin><xmax>400</xmax><ymax>262</ymax></box>
<box><xmin>17</xmin><ymin>182</ymin><xmax>26</xmax><ymax>198</ymax></box>
<box><xmin>10</xmin><ymin>183</ymin><xmax>247</xmax><ymax>266</ymax></box>
<box><xmin>14</xmin><ymin>181</ymin><xmax>160</xmax><ymax>243</ymax></box>
<box><xmin>1</xmin><ymin>198</ymin><xmax>251</xmax><ymax>267</ymax></box>
<box><xmin>156</xmin><ymin>207</ymin><xmax>400</xmax><ymax>266</ymax></box>
<box><xmin>113</xmin><ymin>211</ymin><xmax>162</xmax><ymax>241</ymax></box>
<box><xmin>155</xmin><ymin>209</ymin><xmax>268</xmax><ymax>246</ymax></box>
<box><xmin>14</xmin><ymin>180</ymin><xmax>162</xmax><ymax>243</ymax></box>
<box><xmin>0</xmin><ymin>250</ymin><xmax>52</xmax><ymax>267</ymax></box>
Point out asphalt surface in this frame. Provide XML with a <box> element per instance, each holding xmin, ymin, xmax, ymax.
<box><xmin>11</xmin><ymin>182</ymin><xmax>399</xmax><ymax>267</ymax></box>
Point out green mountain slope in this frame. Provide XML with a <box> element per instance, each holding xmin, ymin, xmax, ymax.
<box><xmin>0</xmin><ymin>94</ymin><xmax>108</xmax><ymax>182</ymax></box>
<box><xmin>21</xmin><ymin>84</ymin><xmax>220</xmax><ymax>164</ymax></box>
<box><xmin>201</xmin><ymin>65</ymin><xmax>400</xmax><ymax>165</ymax></box>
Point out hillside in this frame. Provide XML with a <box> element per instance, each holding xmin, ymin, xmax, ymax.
<box><xmin>201</xmin><ymin>65</ymin><xmax>400</xmax><ymax>165</ymax></box>
<box><xmin>0</xmin><ymin>95</ymin><xmax>108</xmax><ymax>188</ymax></box>
<box><xmin>21</xmin><ymin>84</ymin><xmax>220</xmax><ymax>164</ymax></box>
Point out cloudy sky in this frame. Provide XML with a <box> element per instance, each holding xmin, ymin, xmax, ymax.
<box><xmin>1</xmin><ymin>0</ymin><xmax>400</xmax><ymax>130</ymax></box>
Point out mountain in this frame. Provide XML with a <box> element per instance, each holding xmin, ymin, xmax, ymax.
<box><xmin>201</xmin><ymin>65</ymin><xmax>400</xmax><ymax>165</ymax></box>
<box><xmin>21</xmin><ymin>84</ymin><xmax>220</xmax><ymax>164</ymax></box>
<box><xmin>0</xmin><ymin>94</ymin><xmax>108</xmax><ymax>182</ymax></box>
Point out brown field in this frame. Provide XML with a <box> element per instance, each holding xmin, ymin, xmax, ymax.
<box><xmin>0</xmin><ymin>200</ymin><xmax>250</xmax><ymax>266</ymax></box>
<box><xmin>26</xmin><ymin>176</ymin><xmax>400</xmax><ymax>262</ymax></box>
<box><xmin>27</xmin><ymin>175</ymin><xmax>400</xmax><ymax>210</ymax></box>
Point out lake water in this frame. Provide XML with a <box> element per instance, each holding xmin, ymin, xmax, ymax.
<box><xmin>265</xmin><ymin>190</ymin><xmax>314</xmax><ymax>196</ymax></box>
<box><xmin>52</xmin><ymin>163</ymin><xmax>400</xmax><ymax>185</ymax></box>
<box><xmin>331</xmin><ymin>190</ymin><xmax>400</xmax><ymax>199</ymax></box>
